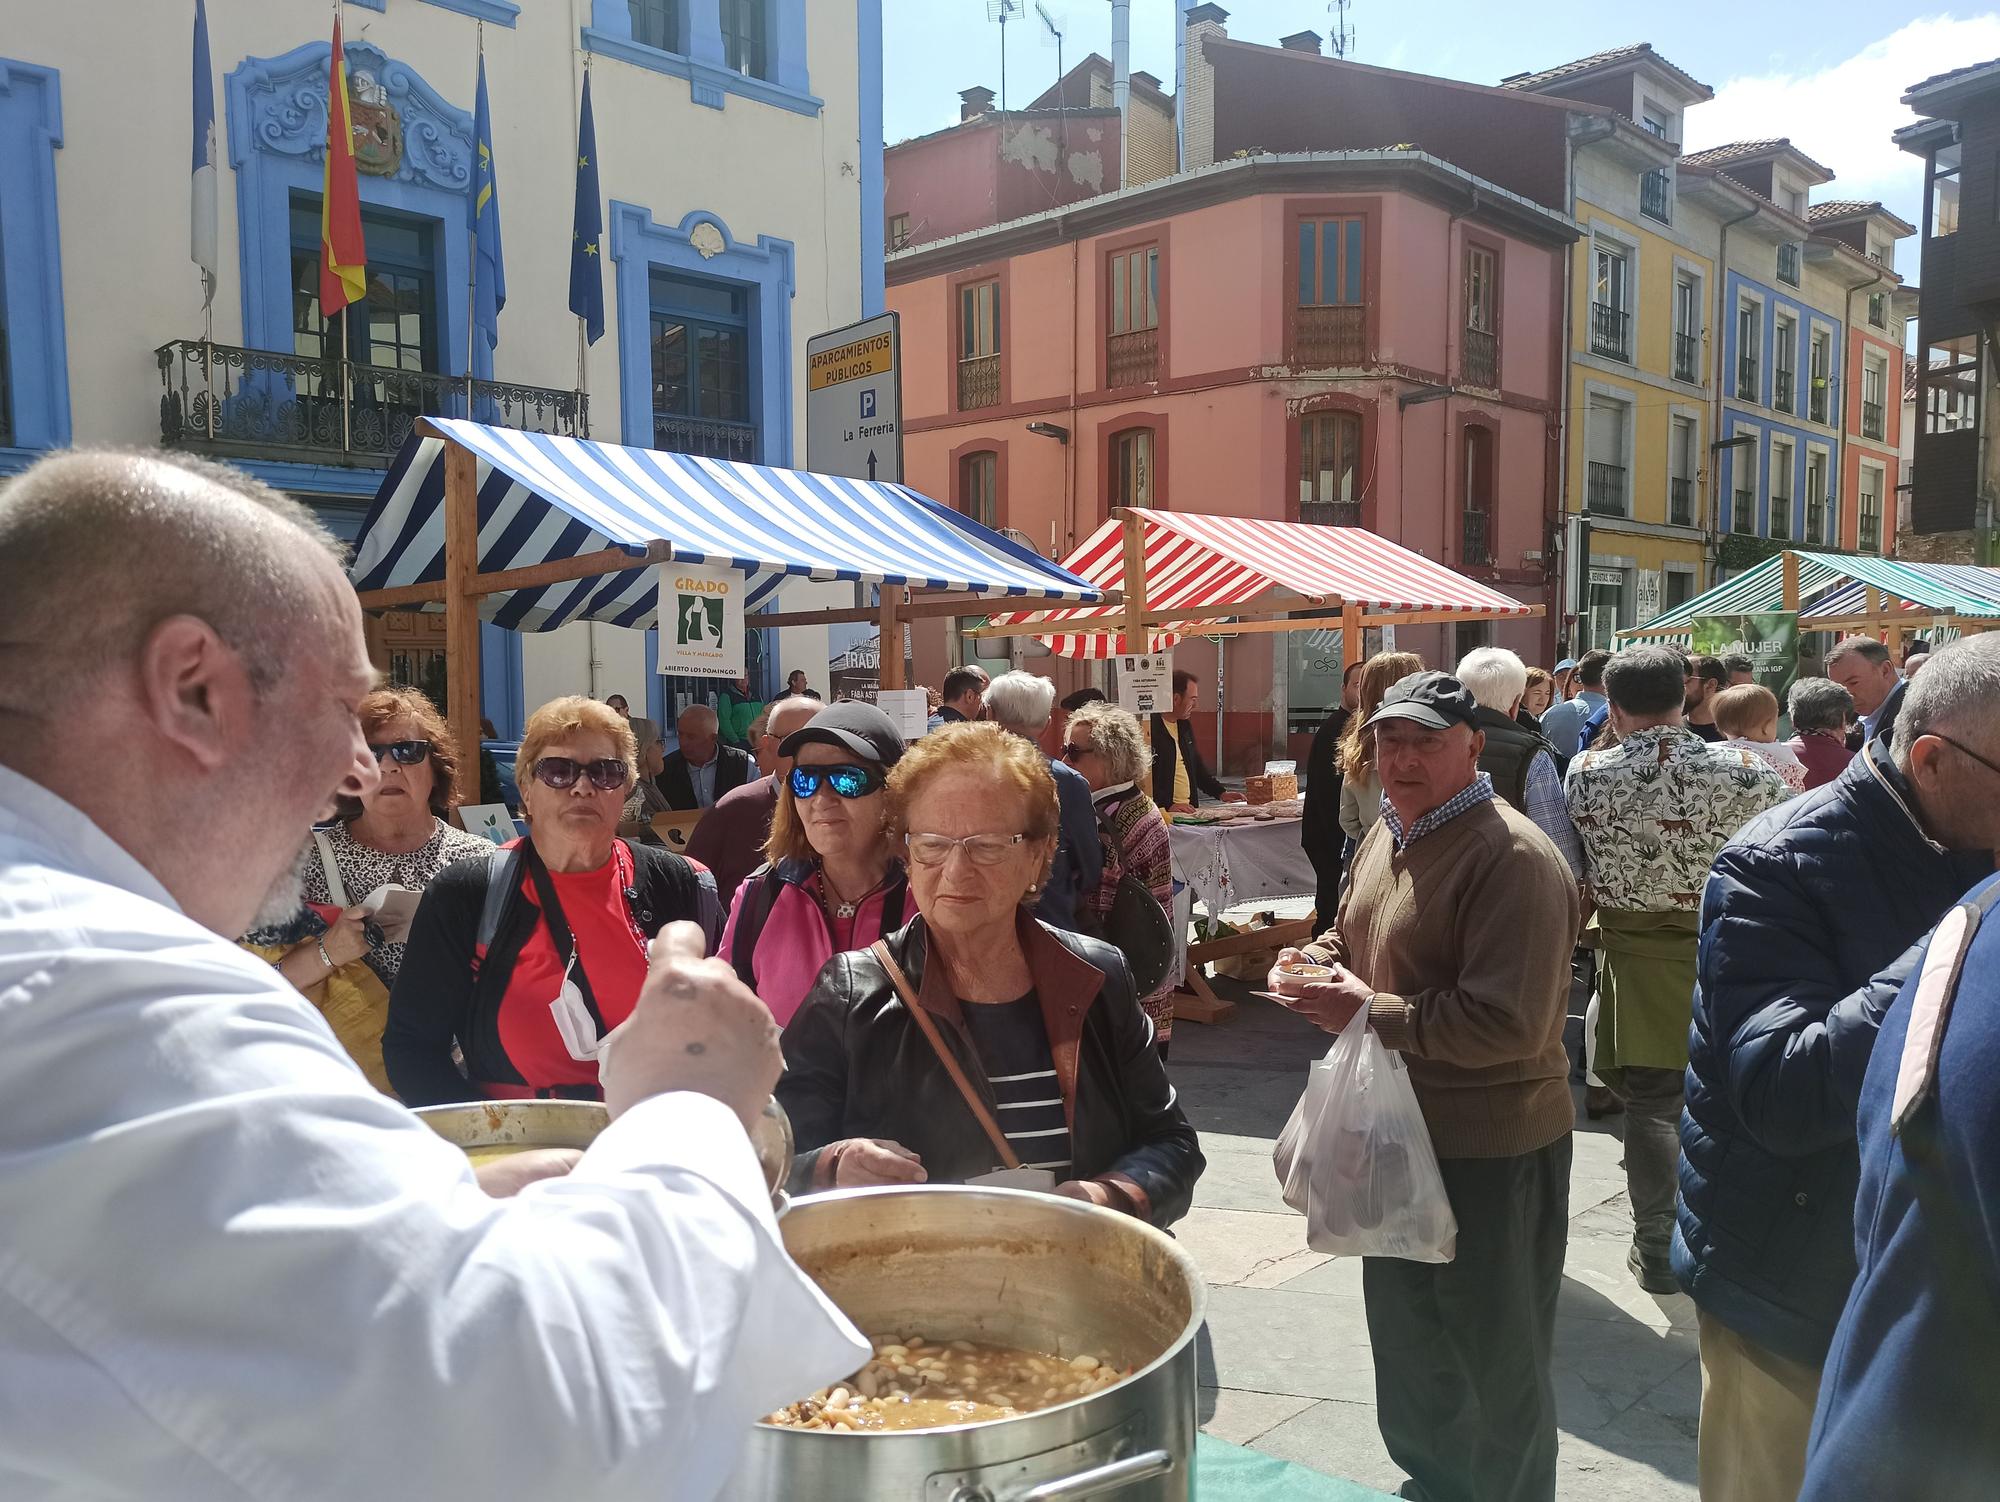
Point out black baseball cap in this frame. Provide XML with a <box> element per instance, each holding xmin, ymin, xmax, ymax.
<box><xmin>778</xmin><ymin>701</ymin><xmax>905</xmax><ymax>766</ymax></box>
<box><xmin>1363</xmin><ymin>671</ymin><xmax>1481</xmax><ymax>733</ymax></box>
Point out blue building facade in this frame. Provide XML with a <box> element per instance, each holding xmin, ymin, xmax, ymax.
<box><xmin>1717</xmin><ymin>267</ymin><xmax>1844</xmax><ymax>547</ymax></box>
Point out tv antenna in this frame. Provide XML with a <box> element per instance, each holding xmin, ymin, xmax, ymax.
<box><xmin>1328</xmin><ymin>0</ymin><xmax>1355</xmax><ymax>58</ymax></box>
<box><xmin>987</xmin><ymin>0</ymin><xmax>1025</xmax><ymax>111</ymax></box>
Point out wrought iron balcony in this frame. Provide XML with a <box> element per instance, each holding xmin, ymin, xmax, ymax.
<box><xmin>1299</xmin><ymin>501</ymin><xmax>1361</xmax><ymax>528</ymax></box>
<box><xmin>1641</xmin><ymin>169</ymin><xmax>1672</xmax><ymax>223</ymax></box>
<box><xmin>1462</xmin><ymin>327</ymin><xmax>1498</xmax><ymax>389</ymax></box>
<box><xmin>1292</xmin><ymin>304</ymin><xmax>1367</xmax><ymax>367</ymax></box>
<box><xmin>1862</xmin><ymin>400</ymin><xmax>1886</xmax><ymax>441</ymax></box>
<box><xmin>1586</xmin><ymin>461</ymin><xmax>1627</xmax><ymax>516</ymax></box>
<box><xmin>1807</xmin><ymin>500</ymin><xmax>1827</xmax><ymax>544</ymax></box>
<box><xmin>1590</xmin><ymin>303</ymin><xmax>1630</xmax><ymax>362</ymax></box>
<box><xmin>1737</xmin><ymin>356</ymin><xmax>1758</xmax><ymax>400</ymax></box>
<box><xmin>1461</xmin><ymin>507</ymin><xmax>1492</xmax><ymax>566</ymax></box>
<box><xmin>957</xmin><ymin>353</ymin><xmax>1000</xmax><ymax>410</ymax></box>
<box><xmin>1860</xmin><ymin>514</ymin><xmax>1881</xmax><ymax>552</ymax></box>
<box><xmin>1106</xmin><ymin>327</ymin><xmax>1160</xmax><ymax>387</ymax></box>
<box><xmin>1733</xmin><ymin>488</ymin><xmax>1754</xmax><ymax>534</ymax></box>
<box><xmin>1770</xmin><ymin>497</ymin><xmax>1792</xmax><ymax>541</ymax></box>
<box><xmin>1673</xmin><ymin>331</ymin><xmax>1700</xmax><ymax>384</ymax></box>
<box><xmin>1670</xmin><ymin>476</ymin><xmax>1693</xmax><ymax>527</ymax></box>
<box><xmin>156</xmin><ymin>339</ymin><xmax>587</xmax><ymax>467</ymax></box>
<box><xmin>1773</xmin><ymin>368</ymin><xmax>1795</xmax><ymax>414</ymax></box>
<box><xmin>1809</xmin><ymin>379</ymin><xmax>1828</xmax><ymax>425</ymax></box>
<box><xmin>653</xmin><ymin>414</ymin><xmax>757</xmax><ymax>463</ymax></box>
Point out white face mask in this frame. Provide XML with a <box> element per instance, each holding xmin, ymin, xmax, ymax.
<box><xmin>547</xmin><ymin>953</ymin><xmax>603</xmax><ymax>1063</ymax></box>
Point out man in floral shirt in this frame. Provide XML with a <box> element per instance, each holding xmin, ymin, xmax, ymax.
<box><xmin>1566</xmin><ymin>646</ymin><xmax>1788</xmax><ymax>1294</ymax></box>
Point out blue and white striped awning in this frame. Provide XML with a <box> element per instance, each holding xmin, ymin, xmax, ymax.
<box><xmin>349</xmin><ymin>420</ymin><xmax>1100</xmax><ymax>632</ymax></box>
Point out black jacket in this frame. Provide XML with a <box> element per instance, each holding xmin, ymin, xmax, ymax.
<box><xmin>1677</xmin><ymin>738</ymin><xmax>1994</xmax><ymax>1363</ymax></box>
<box><xmin>778</xmin><ymin>913</ymin><xmax>1204</xmax><ymax>1227</ymax></box>
<box><xmin>1150</xmin><ymin>715</ymin><xmax>1224</xmax><ymax>808</ymax></box>
<box><xmin>1473</xmin><ymin>705</ymin><xmax>1554</xmax><ymax>812</ymax></box>
<box><xmin>1302</xmin><ymin>706</ymin><xmax>1351</xmax><ymax>923</ymax></box>
<box><xmin>658</xmin><ymin>743</ymin><xmax>754</xmax><ymax>811</ymax></box>
<box><xmin>384</xmin><ymin>842</ymin><xmax>715</xmax><ymax>1106</ymax></box>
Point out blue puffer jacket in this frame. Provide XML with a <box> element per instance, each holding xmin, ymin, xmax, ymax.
<box><xmin>1675</xmin><ymin>738</ymin><xmax>1994</xmax><ymax>1365</ymax></box>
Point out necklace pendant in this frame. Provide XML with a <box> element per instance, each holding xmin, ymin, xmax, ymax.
<box><xmin>833</xmin><ymin>900</ymin><xmax>859</xmax><ymax>919</ymax></box>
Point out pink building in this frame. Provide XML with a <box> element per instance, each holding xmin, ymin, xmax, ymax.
<box><xmin>887</xmin><ymin>153</ymin><xmax>1575</xmax><ymax>771</ymax></box>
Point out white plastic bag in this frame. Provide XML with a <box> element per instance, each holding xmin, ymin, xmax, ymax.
<box><xmin>1271</xmin><ymin>1006</ymin><xmax>1458</xmax><ymax>1262</ymax></box>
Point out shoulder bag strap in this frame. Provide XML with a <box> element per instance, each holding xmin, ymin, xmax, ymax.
<box><xmin>868</xmin><ymin>939</ymin><xmax>1019</xmax><ymax>1170</ymax></box>
<box><xmin>313</xmin><ymin>828</ymin><xmax>349</xmax><ymax>909</ymax></box>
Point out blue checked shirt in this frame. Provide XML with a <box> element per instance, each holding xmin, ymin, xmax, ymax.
<box><xmin>1522</xmin><ymin>751</ymin><xmax>1586</xmax><ymax>880</ymax></box>
<box><xmin>1379</xmin><ymin>773</ymin><xmax>1497</xmax><ymax>852</ymax></box>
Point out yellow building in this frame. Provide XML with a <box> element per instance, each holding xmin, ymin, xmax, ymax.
<box><xmin>1505</xmin><ymin>46</ymin><xmax>1719</xmax><ymax>648</ymax></box>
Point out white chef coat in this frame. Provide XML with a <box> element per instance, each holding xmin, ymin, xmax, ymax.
<box><xmin>0</xmin><ymin>764</ymin><xmax>869</xmax><ymax>1502</ymax></box>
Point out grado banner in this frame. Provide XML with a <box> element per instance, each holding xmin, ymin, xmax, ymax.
<box><xmin>656</xmin><ymin>561</ymin><xmax>744</xmax><ymax>679</ymax></box>
<box><xmin>1691</xmin><ymin>611</ymin><xmax>1799</xmax><ymax>706</ymax></box>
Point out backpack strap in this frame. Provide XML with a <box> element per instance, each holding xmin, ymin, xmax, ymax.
<box><xmin>474</xmin><ymin>845</ymin><xmax>523</xmax><ymax>955</ymax></box>
<box><xmin>632</xmin><ymin>840</ymin><xmax>698</xmax><ymax>936</ymax></box>
<box><xmin>730</xmin><ymin>862</ymin><xmax>783</xmax><ymax>988</ymax></box>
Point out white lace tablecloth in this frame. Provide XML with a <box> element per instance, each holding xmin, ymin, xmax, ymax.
<box><xmin>1168</xmin><ymin>816</ymin><xmax>1315</xmax><ymax>918</ymax></box>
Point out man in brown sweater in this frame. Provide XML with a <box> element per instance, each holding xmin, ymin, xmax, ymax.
<box><xmin>1272</xmin><ymin>670</ymin><xmax>1580</xmax><ymax>1502</ymax></box>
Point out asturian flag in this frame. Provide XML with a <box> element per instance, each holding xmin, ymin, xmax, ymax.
<box><xmin>190</xmin><ymin>0</ymin><xmax>217</xmax><ymax>309</ymax></box>
<box><xmin>469</xmin><ymin>52</ymin><xmax>506</xmax><ymax>377</ymax></box>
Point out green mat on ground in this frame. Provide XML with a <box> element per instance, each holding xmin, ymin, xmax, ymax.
<box><xmin>1196</xmin><ymin>1432</ymin><xmax>1400</xmax><ymax>1500</ymax></box>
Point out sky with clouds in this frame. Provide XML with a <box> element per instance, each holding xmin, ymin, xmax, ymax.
<box><xmin>884</xmin><ymin>3</ymin><xmax>1998</xmax><ymax>263</ymax></box>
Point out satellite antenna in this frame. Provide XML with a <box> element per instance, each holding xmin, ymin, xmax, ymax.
<box><xmin>1328</xmin><ymin>0</ymin><xmax>1355</xmax><ymax>58</ymax></box>
<box><xmin>1036</xmin><ymin>4</ymin><xmax>1066</xmax><ymax>180</ymax></box>
<box><xmin>987</xmin><ymin>0</ymin><xmax>1025</xmax><ymax>111</ymax></box>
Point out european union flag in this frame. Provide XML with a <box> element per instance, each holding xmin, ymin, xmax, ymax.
<box><xmin>470</xmin><ymin>54</ymin><xmax>505</xmax><ymax>371</ymax></box>
<box><xmin>569</xmin><ymin>71</ymin><xmax>604</xmax><ymax>345</ymax></box>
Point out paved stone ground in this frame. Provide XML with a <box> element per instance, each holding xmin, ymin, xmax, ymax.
<box><xmin>1171</xmin><ymin>979</ymin><xmax>1699</xmax><ymax>1501</ymax></box>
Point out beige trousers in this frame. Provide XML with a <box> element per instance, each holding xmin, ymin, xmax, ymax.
<box><xmin>1696</xmin><ymin>1310</ymin><xmax>1824</xmax><ymax>1502</ymax></box>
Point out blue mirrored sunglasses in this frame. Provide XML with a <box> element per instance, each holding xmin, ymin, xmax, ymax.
<box><xmin>789</xmin><ymin>763</ymin><xmax>885</xmax><ymax>800</ymax></box>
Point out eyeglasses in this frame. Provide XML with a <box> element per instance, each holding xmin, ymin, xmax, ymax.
<box><xmin>1059</xmin><ymin>742</ymin><xmax>1095</xmax><ymax>763</ymax></box>
<box><xmin>1934</xmin><ymin>733</ymin><xmax>2000</xmax><ymax>782</ymax></box>
<box><xmin>533</xmin><ymin>756</ymin><xmax>631</xmax><ymax>792</ymax></box>
<box><xmin>905</xmin><ymin>831</ymin><xmax>1027</xmax><ymax>867</ymax></box>
<box><xmin>789</xmin><ymin>763</ymin><xmax>885</xmax><ymax>801</ymax></box>
<box><xmin>368</xmin><ymin>740</ymin><xmax>432</xmax><ymax>766</ymax></box>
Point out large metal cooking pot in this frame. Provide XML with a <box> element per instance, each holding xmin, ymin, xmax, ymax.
<box><xmin>733</xmin><ymin>1185</ymin><xmax>1206</xmax><ymax>1502</ymax></box>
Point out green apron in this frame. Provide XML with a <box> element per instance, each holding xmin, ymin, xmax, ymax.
<box><xmin>1592</xmin><ymin>907</ymin><xmax>1702</xmax><ymax>1077</ymax></box>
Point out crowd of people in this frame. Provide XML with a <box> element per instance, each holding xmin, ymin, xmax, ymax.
<box><xmin>5</xmin><ymin>446</ymin><xmax>1998</xmax><ymax>1500</ymax></box>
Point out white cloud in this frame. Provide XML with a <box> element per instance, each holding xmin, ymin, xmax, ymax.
<box><xmin>1687</xmin><ymin>13</ymin><xmax>2000</xmax><ymax>226</ymax></box>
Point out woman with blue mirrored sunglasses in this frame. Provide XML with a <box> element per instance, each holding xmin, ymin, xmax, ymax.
<box><xmin>787</xmin><ymin>763</ymin><xmax>886</xmax><ymax>801</ymax></box>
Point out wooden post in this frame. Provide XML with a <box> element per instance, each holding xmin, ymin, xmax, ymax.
<box><xmin>1118</xmin><ymin>508</ymin><xmax>1149</xmax><ymax>656</ymax></box>
<box><xmin>443</xmin><ymin>439</ymin><xmax>483</xmax><ymax>762</ymax></box>
<box><xmin>878</xmin><ymin>584</ymin><xmax>906</xmax><ymax>691</ymax></box>
<box><xmin>1780</xmin><ymin>550</ymin><xmax>1801</xmax><ymax>613</ymax></box>
<box><xmin>1882</xmin><ymin>594</ymin><xmax>1905</xmax><ymax>657</ymax></box>
<box><xmin>1340</xmin><ymin>602</ymin><xmax>1363</xmax><ymax>674</ymax></box>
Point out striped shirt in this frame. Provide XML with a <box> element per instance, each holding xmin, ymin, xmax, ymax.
<box><xmin>960</xmin><ymin>993</ymin><xmax>1072</xmax><ymax>1178</ymax></box>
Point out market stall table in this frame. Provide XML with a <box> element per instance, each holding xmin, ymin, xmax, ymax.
<box><xmin>1169</xmin><ymin>810</ymin><xmax>1318</xmax><ymax>1024</ymax></box>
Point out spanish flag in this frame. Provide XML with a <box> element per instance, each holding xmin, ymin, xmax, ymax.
<box><xmin>320</xmin><ymin>16</ymin><xmax>367</xmax><ymax>316</ymax></box>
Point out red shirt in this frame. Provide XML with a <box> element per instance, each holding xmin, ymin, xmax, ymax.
<box><xmin>492</xmin><ymin>844</ymin><xmax>648</xmax><ymax>1095</ymax></box>
<box><xmin>1789</xmin><ymin>731</ymin><xmax>1855</xmax><ymax>791</ymax></box>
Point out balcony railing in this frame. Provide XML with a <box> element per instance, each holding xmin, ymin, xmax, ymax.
<box><xmin>1733</xmin><ymin>488</ymin><xmax>1754</xmax><ymax>534</ymax></box>
<box><xmin>1860</xmin><ymin>514</ymin><xmax>1881</xmax><ymax>552</ymax></box>
<box><xmin>1462</xmin><ymin>327</ymin><xmax>1498</xmax><ymax>389</ymax></box>
<box><xmin>1737</xmin><ymin>356</ymin><xmax>1758</xmax><ymax>400</ymax></box>
<box><xmin>1673</xmin><ymin>331</ymin><xmax>1700</xmax><ymax>384</ymax></box>
<box><xmin>1461</xmin><ymin>507</ymin><xmax>1492</xmax><ymax>566</ymax></box>
<box><xmin>1809</xmin><ymin>379</ymin><xmax>1829</xmax><ymax>425</ymax></box>
<box><xmin>1586</xmin><ymin>461</ymin><xmax>1627</xmax><ymax>516</ymax></box>
<box><xmin>156</xmin><ymin>339</ymin><xmax>587</xmax><ymax>466</ymax></box>
<box><xmin>1807</xmin><ymin>500</ymin><xmax>1827</xmax><ymax>544</ymax></box>
<box><xmin>1299</xmin><ymin>501</ymin><xmax>1362</xmax><ymax>528</ymax></box>
<box><xmin>957</xmin><ymin>353</ymin><xmax>1000</xmax><ymax>410</ymax></box>
<box><xmin>1590</xmin><ymin>302</ymin><xmax>1630</xmax><ymax>362</ymax></box>
<box><xmin>1670</xmin><ymin>476</ymin><xmax>1693</xmax><ymax>527</ymax></box>
<box><xmin>653</xmin><ymin>414</ymin><xmax>757</xmax><ymax>463</ymax></box>
<box><xmin>1641</xmin><ymin>169</ymin><xmax>1671</xmax><ymax>223</ymax></box>
<box><xmin>1773</xmin><ymin>368</ymin><xmax>1795</xmax><ymax>414</ymax></box>
<box><xmin>1105</xmin><ymin>327</ymin><xmax>1160</xmax><ymax>388</ymax></box>
<box><xmin>1770</xmin><ymin>497</ymin><xmax>1792</xmax><ymax>541</ymax></box>
<box><xmin>1862</xmin><ymin>400</ymin><xmax>1886</xmax><ymax>441</ymax></box>
<box><xmin>1292</xmin><ymin>304</ymin><xmax>1367</xmax><ymax>366</ymax></box>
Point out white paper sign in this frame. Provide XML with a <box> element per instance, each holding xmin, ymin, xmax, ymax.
<box><xmin>876</xmin><ymin>688</ymin><xmax>930</xmax><ymax>741</ymax></box>
<box><xmin>1117</xmin><ymin>653</ymin><xmax>1173</xmax><ymax>716</ymax></box>
<box><xmin>656</xmin><ymin>561</ymin><xmax>745</xmax><ymax>678</ymax></box>
<box><xmin>459</xmin><ymin>804</ymin><xmax>516</xmax><ymax>846</ymax></box>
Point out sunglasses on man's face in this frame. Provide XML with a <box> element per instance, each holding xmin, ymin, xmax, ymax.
<box><xmin>789</xmin><ymin>763</ymin><xmax>885</xmax><ymax>801</ymax></box>
<box><xmin>368</xmin><ymin>740</ymin><xmax>432</xmax><ymax>766</ymax></box>
<box><xmin>1059</xmin><ymin>742</ymin><xmax>1095</xmax><ymax>763</ymax></box>
<box><xmin>533</xmin><ymin>756</ymin><xmax>631</xmax><ymax>792</ymax></box>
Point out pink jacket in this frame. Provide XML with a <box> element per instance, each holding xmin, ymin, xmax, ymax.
<box><xmin>719</xmin><ymin>860</ymin><xmax>910</xmax><ymax>1026</ymax></box>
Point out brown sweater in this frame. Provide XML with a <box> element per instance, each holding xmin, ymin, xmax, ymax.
<box><xmin>1303</xmin><ymin>797</ymin><xmax>1579</xmax><ymax>1160</ymax></box>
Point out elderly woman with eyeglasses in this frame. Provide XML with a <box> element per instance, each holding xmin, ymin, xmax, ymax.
<box><xmin>385</xmin><ymin>696</ymin><xmax>722</xmax><ymax>1107</ymax></box>
<box><xmin>777</xmin><ymin>722</ymin><xmax>1203</xmax><ymax>1226</ymax></box>
<box><xmin>720</xmin><ymin>701</ymin><xmax>910</xmax><ymax>1027</ymax></box>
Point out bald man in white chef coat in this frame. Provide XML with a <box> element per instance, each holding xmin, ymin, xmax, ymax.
<box><xmin>0</xmin><ymin>451</ymin><xmax>867</xmax><ymax>1501</ymax></box>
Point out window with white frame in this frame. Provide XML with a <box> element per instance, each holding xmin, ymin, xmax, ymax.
<box><xmin>1586</xmin><ymin>395</ymin><xmax>1630</xmax><ymax>515</ymax></box>
<box><xmin>1806</xmin><ymin>448</ymin><xmax>1830</xmax><ymax>544</ymax></box>
<box><xmin>1861</xmin><ymin>353</ymin><xmax>1889</xmax><ymax>441</ymax></box>
<box><xmin>1858</xmin><ymin>463</ymin><xmax>1884</xmax><ymax>551</ymax></box>
<box><xmin>1673</xmin><ymin>274</ymin><xmax>1701</xmax><ymax>382</ymax></box>
<box><xmin>1770</xmin><ymin>437</ymin><xmax>1794</xmax><ymax>538</ymax></box>
<box><xmin>1669</xmin><ymin>414</ymin><xmax>1696</xmax><ymax>526</ymax></box>
<box><xmin>1591</xmin><ymin>244</ymin><xmax>1632</xmax><ymax>361</ymax></box>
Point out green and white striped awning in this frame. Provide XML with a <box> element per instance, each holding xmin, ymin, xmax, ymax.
<box><xmin>1623</xmin><ymin>552</ymin><xmax>2000</xmax><ymax>644</ymax></box>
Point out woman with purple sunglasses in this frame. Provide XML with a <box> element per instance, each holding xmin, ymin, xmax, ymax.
<box><xmin>384</xmin><ymin>697</ymin><xmax>722</xmax><ymax>1106</ymax></box>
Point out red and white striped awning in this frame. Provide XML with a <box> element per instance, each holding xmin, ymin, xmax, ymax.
<box><xmin>996</xmin><ymin>510</ymin><xmax>1534</xmax><ymax>659</ymax></box>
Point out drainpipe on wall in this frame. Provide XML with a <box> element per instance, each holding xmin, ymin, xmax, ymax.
<box><xmin>1558</xmin><ymin>119</ymin><xmax>1614</xmax><ymax>648</ymax></box>
<box><xmin>1110</xmin><ymin>0</ymin><xmax>1132</xmax><ymax>190</ymax></box>
<box><xmin>1710</xmin><ymin>198</ymin><xmax>1761</xmax><ymax>582</ymax></box>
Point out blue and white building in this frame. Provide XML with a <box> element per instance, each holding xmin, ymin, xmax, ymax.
<box><xmin>0</xmin><ymin>0</ymin><xmax>885</xmax><ymax>735</ymax></box>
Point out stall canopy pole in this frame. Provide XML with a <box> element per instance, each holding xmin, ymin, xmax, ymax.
<box><xmin>1118</xmin><ymin>507</ymin><xmax>1149</xmax><ymax>656</ymax></box>
<box><xmin>443</xmin><ymin>438</ymin><xmax>484</xmax><ymax>762</ymax></box>
<box><xmin>878</xmin><ymin>584</ymin><xmax>906</xmax><ymax>691</ymax></box>
<box><xmin>1340</xmin><ymin>602</ymin><xmax>1363</xmax><ymax>674</ymax></box>
<box><xmin>1781</xmin><ymin>549</ymin><xmax>1801</xmax><ymax>613</ymax></box>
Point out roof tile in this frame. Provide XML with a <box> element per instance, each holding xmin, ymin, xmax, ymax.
<box><xmin>1500</xmin><ymin>42</ymin><xmax>1707</xmax><ymax>96</ymax></box>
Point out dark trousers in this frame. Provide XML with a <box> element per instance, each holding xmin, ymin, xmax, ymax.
<box><xmin>1362</xmin><ymin>1135</ymin><xmax>1573</xmax><ymax>1502</ymax></box>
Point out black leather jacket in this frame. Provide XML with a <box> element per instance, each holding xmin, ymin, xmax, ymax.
<box><xmin>778</xmin><ymin>913</ymin><xmax>1204</xmax><ymax>1227</ymax></box>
